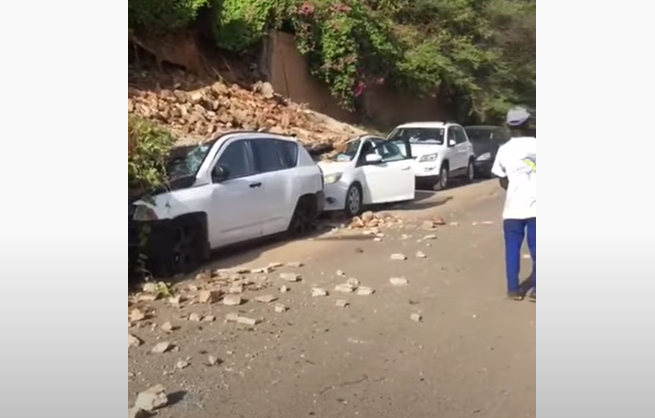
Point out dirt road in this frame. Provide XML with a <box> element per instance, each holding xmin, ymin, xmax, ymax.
<box><xmin>128</xmin><ymin>180</ymin><xmax>535</xmax><ymax>418</ymax></box>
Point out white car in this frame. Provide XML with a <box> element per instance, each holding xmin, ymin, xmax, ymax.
<box><xmin>130</xmin><ymin>131</ymin><xmax>324</xmax><ymax>277</ymax></box>
<box><xmin>387</xmin><ymin>122</ymin><xmax>476</xmax><ymax>190</ymax></box>
<box><xmin>318</xmin><ymin>135</ymin><xmax>415</xmax><ymax>217</ymax></box>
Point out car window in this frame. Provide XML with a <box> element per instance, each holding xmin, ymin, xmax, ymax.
<box><xmin>278</xmin><ymin>140</ymin><xmax>298</xmax><ymax>168</ymax></box>
<box><xmin>356</xmin><ymin>140</ymin><xmax>376</xmax><ymax>165</ymax></box>
<box><xmin>217</xmin><ymin>140</ymin><xmax>254</xmax><ymax>179</ymax></box>
<box><xmin>452</xmin><ymin>126</ymin><xmax>468</xmax><ymax>144</ymax></box>
<box><xmin>446</xmin><ymin>128</ymin><xmax>457</xmax><ymax>146</ymax></box>
<box><xmin>251</xmin><ymin>139</ymin><xmax>288</xmax><ymax>173</ymax></box>
<box><xmin>374</xmin><ymin>139</ymin><xmax>406</xmax><ymax>162</ymax></box>
<box><xmin>388</xmin><ymin>128</ymin><xmax>444</xmax><ymax>145</ymax></box>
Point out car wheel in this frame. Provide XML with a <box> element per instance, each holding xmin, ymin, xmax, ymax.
<box><xmin>344</xmin><ymin>183</ymin><xmax>363</xmax><ymax>217</ymax></box>
<box><xmin>465</xmin><ymin>159</ymin><xmax>475</xmax><ymax>183</ymax></box>
<box><xmin>160</xmin><ymin>216</ymin><xmax>204</xmax><ymax>277</ymax></box>
<box><xmin>433</xmin><ymin>165</ymin><xmax>449</xmax><ymax>191</ymax></box>
<box><xmin>288</xmin><ymin>196</ymin><xmax>316</xmax><ymax>237</ymax></box>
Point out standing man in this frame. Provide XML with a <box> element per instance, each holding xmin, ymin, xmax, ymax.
<box><xmin>491</xmin><ymin>107</ymin><xmax>536</xmax><ymax>302</ymax></box>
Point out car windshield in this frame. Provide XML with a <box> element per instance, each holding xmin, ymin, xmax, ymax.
<box><xmin>166</xmin><ymin>142</ymin><xmax>214</xmax><ymax>180</ymax></box>
<box><xmin>332</xmin><ymin>139</ymin><xmax>361</xmax><ymax>162</ymax></box>
<box><xmin>387</xmin><ymin>127</ymin><xmax>444</xmax><ymax>145</ymax></box>
<box><xmin>465</xmin><ymin>128</ymin><xmax>507</xmax><ymax>144</ymax></box>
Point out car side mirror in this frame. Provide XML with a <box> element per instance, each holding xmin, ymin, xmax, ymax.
<box><xmin>447</xmin><ymin>139</ymin><xmax>457</xmax><ymax>147</ymax></box>
<box><xmin>365</xmin><ymin>153</ymin><xmax>383</xmax><ymax>164</ymax></box>
<box><xmin>212</xmin><ymin>165</ymin><xmax>229</xmax><ymax>183</ymax></box>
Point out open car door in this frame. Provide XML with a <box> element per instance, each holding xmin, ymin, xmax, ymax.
<box><xmin>379</xmin><ymin>137</ymin><xmax>415</xmax><ymax>202</ymax></box>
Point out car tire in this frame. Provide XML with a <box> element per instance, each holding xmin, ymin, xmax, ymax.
<box><xmin>433</xmin><ymin>165</ymin><xmax>449</xmax><ymax>191</ymax></box>
<box><xmin>344</xmin><ymin>183</ymin><xmax>363</xmax><ymax>217</ymax></box>
<box><xmin>288</xmin><ymin>196</ymin><xmax>317</xmax><ymax>237</ymax></box>
<box><xmin>159</xmin><ymin>215</ymin><xmax>206</xmax><ymax>277</ymax></box>
<box><xmin>465</xmin><ymin>158</ymin><xmax>475</xmax><ymax>183</ymax></box>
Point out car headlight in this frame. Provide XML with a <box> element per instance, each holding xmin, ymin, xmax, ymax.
<box><xmin>476</xmin><ymin>152</ymin><xmax>491</xmax><ymax>161</ymax></box>
<box><xmin>133</xmin><ymin>204</ymin><xmax>158</xmax><ymax>221</ymax></box>
<box><xmin>418</xmin><ymin>153</ymin><xmax>438</xmax><ymax>162</ymax></box>
<box><xmin>323</xmin><ymin>173</ymin><xmax>343</xmax><ymax>185</ymax></box>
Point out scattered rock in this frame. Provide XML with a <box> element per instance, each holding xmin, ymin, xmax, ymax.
<box><xmin>449</xmin><ymin>221</ymin><xmax>460</xmax><ymax>226</ymax></box>
<box><xmin>410</xmin><ymin>313</ymin><xmax>422</xmax><ymax>322</ymax></box>
<box><xmin>168</xmin><ymin>296</ymin><xmax>183</xmax><ymax>308</ymax></box>
<box><xmin>222</xmin><ymin>295</ymin><xmax>242</xmax><ymax>306</ymax></box>
<box><xmin>203</xmin><ymin>315</ymin><xmax>216</xmax><ymax>322</ymax></box>
<box><xmin>311</xmin><ymin>288</ymin><xmax>328</xmax><ymax>297</ymax></box>
<box><xmin>390</xmin><ymin>277</ymin><xmax>409</xmax><ymax>286</ymax></box>
<box><xmin>228</xmin><ymin>284</ymin><xmax>244</xmax><ymax>294</ymax></box>
<box><xmin>355</xmin><ymin>247</ymin><xmax>364</xmax><ymax>254</ymax></box>
<box><xmin>176</xmin><ymin>360</ymin><xmax>190</xmax><ymax>369</ymax></box>
<box><xmin>279</xmin><ymin>285</ymin><xmax>290</xmax><ymax>293</ymax></box>
<box><xmin>334</xmin><ymin>283</ymin><xmax>355</xmax><ymax>293</ymax></box>
<box><xmin>160</xmin><ymin>322</ymin><xmax>175</xmax><ymax>333</ymax></box>
<box><xmin>130</xmin><ymin>309</ymin><xmax>146</xmax><ymax>322</ymax></box>
<box><xmin>335</xmin><ymin>299</ymin><xmax>350</xmax><ymax>308</ymax></box>
<box><xmin>142</xmin><ymin>282</ymin><xmax>157</xmax><ymax>293</ymax></box>
<box><xmin>151</xmin><ymin>342</ymin><xmax>174</xmax><ymax>354</ymax></box>
<box><xmin>128</xmin><ymin>333</ymin><xmax>142</xmax><ymax>348</ymax></box>
<box><xmin>128</xmin><ymin>407</ymin><xmax>150</xmax><ymax>418</ymax></box>
<box><xmin>422</xmin><ymin>234</ymin><xmax>437</xmax><ymax>240</ymax></box>
<box><xmin>280</xmin><ymin>272</ymin><xmax>301</xmax><ymax>282</ymax></box>
<box><xmin>415</xmin><ymin>251</ymin><xmax>427</xmax><ymax>259</ymax></box>
<box><xmin>336</xmin><ymin>270</ymin><xmax>346</xmax><ymax>277</ymax></box>
<box><xmin>188</xmin><ymin>313</ymin><xmax>202</xmax><ymax>322</ymax></box>
<box><xmin>346</xmin><ymin>278</ymin><xmax>360</xmax><ymax>287</ymax></box>
<box><xmin>225</xmin><ymin>313</ymin><xmax>260</xmax><ymax>326</ymax></box>
<box><xmin>274</xmin><ymin>304</ymin><xmax>288</xmax><ymax>313</ymax></box>
<box><xmin>134</xmin><ymin>384</ymin><xmax>168</xmax><ymax>412</ymax></box>
<box><xmin>198</xmin><ymin>290</ymin><xmax>221</xmax><ymax>304</ymax></box>
<box><xmin>390</xmin><ymin>253</ymin><xmax>407</xmax><ymax>261</ymax></box>
<box><xmin>286</xmin><ymin>261</ymin><xmax>304</xmax><ymax>268</ymax></box>
<box><xmin>208</xmin><ymin>355</ymin><xmax>220</xmax><ymax>366</ymax></box>
<box><xmin>357</xmin><ymin>286</ymin><xmax>375</xmax><ymax>296</ymax></box>
<box><xmin>432</xmin><ymin>216</ymin><xmax>447</xmax><ymax>225</ymax></box>
<box><xmin>268</xmin><ymin>262</ymin><xmax>284</xmax><ymax>268</ymax></box>
<box><xmin>254</xmin><ymin>294</ymin><xmax>278</xmax><ymax>303</ymax></box>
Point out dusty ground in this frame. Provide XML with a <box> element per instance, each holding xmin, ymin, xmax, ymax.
<box><xmin>128</xmin><ymin>180</ymin><xmax>535</xmax><ymax>418</ymax></box>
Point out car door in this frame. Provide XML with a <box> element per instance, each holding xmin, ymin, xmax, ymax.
<box><xmin>206</xmin><ymin>139</ymin><xmax>267</xmax><ymax>248</ymax></box>
<box><xmin>452</xmin><ymin>125</ymin><xmax>472</xmax><ymax>169</ymax></box>
<box><xmin>359</xmin><ymin>138</ymin><xmax>415</xmax><ymax>203</ymax></box>
<box><xmin>444</xmin><ymin>127</ymin><xmax>460</xmax><ymax>169</ymax></box>
<box><xmin>250</xmin><ymin>137</ymin><xmax>298</xmax><ymax>236</ymax></box>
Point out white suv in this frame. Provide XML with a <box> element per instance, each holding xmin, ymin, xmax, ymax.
<box><xmin>387</xmin><ymin>122</ymin><xmax>476</xmax><ymax>190</ymax></box>
<box><xmin>130</xmin><ymin>131</ymin><xmax>324</xmax><ymax>277</ymax></box>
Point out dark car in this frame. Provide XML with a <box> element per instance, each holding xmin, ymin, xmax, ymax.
<box><xmin>464</xmin><ymin>125</ymin><xmax>510</xmax><ymax>177</ymax></box>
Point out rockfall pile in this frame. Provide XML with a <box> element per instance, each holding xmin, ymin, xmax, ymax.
<box><xmin>128</xmin><ymin>69</ymin><xmax>365</xmax><ymax>156</ymax></box>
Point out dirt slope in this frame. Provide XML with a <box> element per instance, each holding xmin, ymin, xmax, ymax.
<box><xmin>128</xmin><ymin>67</ymin><xmax>365</xmax><ymax>155</ymax></box>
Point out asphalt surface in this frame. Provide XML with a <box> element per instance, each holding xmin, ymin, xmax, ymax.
<box><xmin>128</xmin><ymin>180</ymin><xmax>535</xmax><ymax>418</ymax></box>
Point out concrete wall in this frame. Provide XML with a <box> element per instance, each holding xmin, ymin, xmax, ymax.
<box><xmin>261</xmin><ymin>31</ymin><xmax>450</xmax><ymax>129</ymax></box>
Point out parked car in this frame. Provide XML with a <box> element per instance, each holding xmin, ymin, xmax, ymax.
<box><xmin>464</xmin><ymin>125</ymin><xmax>510</xmax><ymax>177</ymax></box>
<box><xmin>130</xmin><ymin>131</ymin><xmax>325</xmax><ymax>277</ymax></box>
<box><xmin>386</xmin><ymin>122</ymin><xmax>476</xmax><ymax>190</ymax></box>
<box><xmin>318</xmin><ymin>135</ymin><xmax>415</xmax><ymax>217</ymax></box>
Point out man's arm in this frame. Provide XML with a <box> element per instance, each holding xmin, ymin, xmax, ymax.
<box><xmin>490</xmin><ymin>148</ymin><xmax>508</xmax><ymax>190</ymax></box>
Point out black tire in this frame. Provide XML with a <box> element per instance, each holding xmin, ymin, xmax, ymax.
<box><xmin>288</xmin><ymin>196</ymin><xmax>317</xmax><ymax>237</ymax></box>
<box><xmin>344</xmin><ymin>183</ymin><xmax>363</xmax><ymax>217</ymax></box>
<box><xmin>465</xmin><ymin>158</ymin><xmax>475</xmax><ymax>183</ymax></box>
<box><xmin>433</xmin><ymin>164</ymin><xmax>449</xmax><ymax>191</ymax></box>
<box><xmin>159</xmin><ymin>216</ymin><xmax>206</xmax><ymax>277</ymax></box>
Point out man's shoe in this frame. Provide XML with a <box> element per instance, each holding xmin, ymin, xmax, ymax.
<box><xmin>507</xmin><ymin>291</ymin><xmax>524</xmax><ymax>301</ymax></box>
<box><xmin>528</xmin><ymin>292</ymin><xmax>536</xmax><ymax>303</ymax></box>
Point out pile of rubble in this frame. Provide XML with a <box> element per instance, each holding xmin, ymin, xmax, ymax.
<box><xmin>128</xmin><ymin>69</ymin><xmax>365</xmax><ymax>155</ymax></box>
<box><xmin>347</xmin><ymin>211</ymin><xmax>405</xmax><ymax>230</ymax></box>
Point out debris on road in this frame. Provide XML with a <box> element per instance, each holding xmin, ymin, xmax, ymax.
<box><xmin>347</xmin><ymin>278</ymin><xmax>360</xmax><ymax>287</ymax></box>
<box><xmin>335</xmin><ymin>299</ymin><xmax>350</xmax><ymax>308</ymax></box>
<box><xmin>176</xmin><ymin>360</ymin><xmax>190</xmax><ymax>369</ymax></box>
<box><xmin>254</xmin><ymin>294</ymin><xmax>278</xmax><ymax>303</ymax></box>
<box><xmin>130</xmin><ymin>308</ymin><xmax>146</xmax><ymax>322</ymax></box>
<box><xmin>312</xmin><ymin>288</ymin><xmax>329</xmax><ymax>297</ymax></box>
<box><xmin>279</xmin><ymin>285</ymin><xmax>290</xmax><ymax>293</ymax></box>
<box><xmin>422</xmin><ymin>234</ymin><xmax>437</xmax><ymax>240</ymax></box>
<box><xmin>225</xmin><ymin>313</ymin><xmax>260</xmax><ymax>326</ymax></box>
<box><xmin>198</xmin><ymin>289</ymin><xmax>221</xmax><ymax>304</ymax></box>
<box><xmin>222</xmin><ymin>295</ymin><xmax>242</xmax><ymax>306</ymax></box>
<box><xmin>280</xmin><ymin>272</ymin><xmax>301</xmax><ymax>282</ymax></box>
<box><xmin>348</xmin><ymin>212</ymin><xmax>404</xmax><ymax>230</ymax></box>
<box><xmin>160</xmin><ymin>322</ymin><xmax>175</xmax><ymax>333</ymax></box>
<box><xmin>188</xmin><ymin>313</ymin><xmax>202</xmax><ymax>322</ymax></box>
<box><xmin>410</xmin><ymin>313</ymin><xmax>423</xmax><ymax>322</ymax></box>
<box><xmin>151</xmin><ymin>342</ymin><xmax>174</xmax><ymax>354</ymax></box>
<box><xmin>128</xmin><ymin>333</ymin><xmax>142</xmax><ymax>348</ymax></box>
<box><xmin>357</xmin><ymin>286</ymin><xmax>375</xmax><ymax>296</ymax></box>
<box><xmin>415</xmin><ymin>251</ymin><xmax>427</xmax><ymax>259</ymax></box>
<box><xmin>390</xmin><ymin>277</ymin><xmax>409</xmax><ymax>286</ymax></box>
<box><xmin>274</xmin><ymin>303</ymin><xmax>288</xmax><ymax>313</ymax></box>
<box><xmin>208</xmin><ymin>355</ymin><xmax>220</xmax><ymax>366</ymax></box>
<box><xmin>287</xmin><ymin>261</ymin><xmax>304</xmax><ymax>268</ymax></box>
<box><xmin>134</xmin><ymin>384</ymin><xmax>168</xmax><ymax>412</ymax></box>
<box><xmin>336</xmin><ymin>270</ymin><xmax>346</xmax><ymax>277</ymax></box>
<box><xmin>334</xmin><ymin>283</ymin><xmax>356</xmax><ymax>293</ymax></box>
<box><xmin>390</xmin><ymin>253</ymin><xmax>408</xmax><ymax>261</ymax></box>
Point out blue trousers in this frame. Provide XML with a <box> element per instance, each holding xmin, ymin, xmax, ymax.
<box><xmin>503</xmin><ymin>218</ymin><xmax>536</xmax><ymax>293</ymax></box>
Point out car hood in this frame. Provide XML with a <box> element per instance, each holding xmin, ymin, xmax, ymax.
<box><xmin>409</xmin><ymin>143</ymin><xmax>443</xmax><ymax>157</ymax></box>
<box><xmin>317</xmin><ymin>160</ymin><xmax>353</xmax><ymax>175</ymax></box>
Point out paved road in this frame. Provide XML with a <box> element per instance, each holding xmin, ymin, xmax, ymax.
<box><xmin>128</xmin><ymin>180</ymin><xmax>535</xmax><ymax>418</ymax></box>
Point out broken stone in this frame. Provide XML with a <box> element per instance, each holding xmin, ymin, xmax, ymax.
<box><xmin>137</xmin><ymin>294</ymin><xmax>158</xmax><ymax>302</ymax></box>
<box><xmin>432</xmin><ymin>216</ymin><xmax>446</xmax><ymax>225</ymax></box>
<box><xmin>198</xmin><ymin>290</ymin><xmax>221</xmax><ymax>304</ymax></box>
<box><xmin>142</xmin><ymin>282</ymin><xmax>157</xmax><ymax>293</ymax></box>
<box><xmin>390</xmin><ymin>253</ymin><xmax>407</xmax><ymax>261</ymax></box>
<box><xmin>151</xmin><ymin>342</ymin><xmax>174</xmax><ymax>354</ymax></box>
<box><xmin>423</xmin><ymin>234</ymin><xmax>437</xmax><ymax>240</ymax></box>
<box><xmin>208</xmin><ymin>355</ymin><xmax>220</xmax><ymax>366</ymax></box>
<box><xmin>357</xmin><ymin>286</ymin><xmax>375</xmax><ymax>296</ymax></box>
<box><xmin>280</xmin><ymin>272</ymin><xmax>301</xmax><ymax>282</ymax></box>
<box><xmin>235</xmin><ymin>268</ymin><xmax>251</xmax><ymax>274</ymax></box>
<box><xmin>188</xmin><ymin>313</ymin><xmax>202</xmax><ymax>322</ymax></box>
<box><xmin>279</xmin><ymin>285</ymin><xmax>290</xmax><ymax>293</ymax></box>
<box><xmin>346</xmin><ymin>278</ymin><xmax>360</xmax><ymax>287</ymax></box>
<box><xmin>410</xmin><ymin>313</ymin><xmax>422</xmax><ymax>322</ymax></box>
<box><xmin>254</xmin><ymin>294</ymin><xmax>278</xmax><ymax>303</ymax></box>
<box><xmin>222</xmin><ymin>295</ymin><xmax>242</xmax><ymax>306</ymax></box>
<box><xmin>128</xmin><ymin>407</ymin><xmax>149</xmax><ymax>418</ymax></box>
<box><xmin>130</xmin><ymin>309</ymin><xmax>146</xmax><ymax>322</ymax></box>
<box><xmin>311</xmin><ymin>288</ymin><xmax>328</xmax><ymax>297</ymax></box>
<box><xmin>336</xmin><ymin>270</ymin><xmax>346</xmax><ymax>276</ymax></box>
<box><xmin>415</xmin><ymin>251</ymin><xmax>427</xmax><ymax>259</ymax></box>
<box><xmin>449</xmin><ymin>221</ymin><xmax>460</xmax><ymax>226</ymax></box>
<box><xmin>268</xmin><ymin>262</ymin><xmax>284</xmax><ymax>268</ymax></box>
<box><xmin>225</xmin><ymin>313</ymin><xmax>259</xmax><ymax>326</ymax></box>
<box><xmin>228</xmin><ymin>284</ymin><xmax>244</xmax><ymax>294</ymax></box>
<box><xmin>128</xmin><ymin>333</ymin><xmax>142</xmax><ymax>348</ymax></box>
<box><xmin>286</xmin><ymin>261</ymin><xmax>304</xmax><ymax>268</ymax></box>
<box><xmin>168</xmin><ymin>296</ymin><xmax>183</xmax><ymax>308</ymax></box>
<box><xmin>251</xmin><ymin>267</ymin><xmax>272</xmax><ymax>274</ymax></box>
<box><xmin>176</xmin><ymin>360</ymin><xmax>190</xmax><ymax>369</ymax></box>
<box><xmin>160</xmin><ymin>322</ymin><xmax>175</xmax><ymax>333</ymax></box>
<box><xmin>274</xmin><ymin>303</ymin><xmax>287</xmax><ymax>313</ymax></box>
<box><xmin>373</xmin><ymin>237</ymin><xmax>382</xmax><ymax>242</ymax></box>
<box><xmin>203</xmin><ymin>315</ymin><xmax>216</xmax><ymax>322</ymax></box>
<box><xmin>334</xmin><ymin>283</ymin><xmax>355</xmax><ymax>293</ymax></box>
<box><xmin>390</xmin><ymin>277</ymin><xmax>409</xmax><ymax>286</ymax></box>
<box><xmin>335</xmin><ymin>299</ymin><xmax>350</xmax><ymax>308</ymax></box>
<box><xmin>134</xmin><ymin>384</ymin><xmax>168</xmax><ymax>412</ymax></box>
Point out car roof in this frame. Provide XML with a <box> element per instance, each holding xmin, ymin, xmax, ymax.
<box><xmin>394</xmin><ymin>122</ymin><xmax>455</xmax><ymax>129</ymax></box>
<box><xmin>215</xmin><ymin>130</ymin><xmax>299</xmax><ymax>144</ymax></box>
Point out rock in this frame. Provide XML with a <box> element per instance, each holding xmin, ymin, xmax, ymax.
<box><xmin>208</xmin><ymin>355</ymin><xmax>220</xmax><ymax>366</ymax></box>
<box><xmin>137</xmin><ymin>294</ymin><xmax>158</xmax><ymax>302</ymax></box>
<box><xmin>422</xmin><ymin>234</ymin><xmax>437</xmax><ymax>240</ymax></box>
<box><xmin>252</xmin><ymin>266</ymin><xmax>272</xmax><ymax>274</ymax></box>
<box><xmin>128</xmin><ymin>407</ymin><xmax>150</xmax><ymax>418</ymax></box>
<box><xmin>151</xmin><ymin>342</ymin><xmax>174</xmax><ymax>354</ymax></box>
<box><xmin>410</xmin><ymin>313</ymin><xmax>422</xmax><ymax>322</ymax></box>
<box><xmin>390</xmin><ymin>253</ymin><xmax>407</xmax><ymax>261</ymax></box>
<box><xmin>223</xmin><ymin>295</ymin><xmax>242</xmax><ymax>306</ymax></box>
<box><xmin>287</xmin><ymin>261</ymin><xmax>304</xmax><ymax>268</ymax></box>
<box><xmin>188</xmin><ymin>313</ymin><xmax>202</xmax><ymax>322</ymax></box>
<box><xmin>334</xmin><ymin>283</ymin><xmax>355</xmax><ymax>293</ymax></box>
<box><xmin>357</xmin><ymin>286</ymin><xmax>375</xmax><ymax>296</ymax></box>
<box><xmin>128</xmin><ymin>333</ymin><xmax>142</xmax><ymax>348</ymax></box>
<box><xmin>228</xmin><ymin>284</ymin><xmax>244</xmax><ymax>294</ymax></box>
<box><xmin>203</xmin><ymin>315</ymin><xmax>216</xmax><ymax>322</ymax></box>
<box><xmin>336</xmin><ymin>270</ymin><xmax>346</xmax><ymax>277</ymax></box>
<box><xmin>311</xmin><ymin>288</ymin><xmax>328</xmax><ymax>297</ymax></box>
<box><xmin>390</xmin><ymin>277</ymin><xmax>409</xmax><ymax>286</ymax></box>
<box><xmin>142</xmin><ymin>282</ymin><xmax>157</xmax><ymax>293</ymax></box>
<box><xmin>268</xmin><ymin>262</ymin><xmax>284</xmax><ymax>268</ymax></box>
<box><xmin>160</xmin><ymin>322</ymin><xmax>175</xmax><ymax>333</ymax></box>
<box><xmin>274</xmin><ymin>304</ymin><xmax>288</xmax><ymax>313</ymax></box>
<box><xmin>449</xmin><ymin>221</ymin><xmax>460</xmax><ymax>226</ymax></box>
<box><xmin>335</xmin><ymin>299</ymin><xmax>350</xmax><ymax>308</ymax></box>
<box><xmin>254</xmin><ymin>294</ymin><xmax>278</xmax><ymax>303</ymax></box>
<box><xmin>176</xmin><ymin>360</ymin><xmax>190</xmax><ymax>369</ymax></box>
<box><xmin>225</xmin><ymin>313</ymin><xmax>260</xmax><ymax>326</ymax></box>
<box><xmin>415</xmin><ymin>251</ymin><xmax>427</xmax><ymax>259</ymax></box>
<box><xmin>134</xmin><ymin>384</ymin><xmax>168</xmax><ymax>412</ymax></box>
<box><xmin>280</xmin><ymin>272</ymin><xmax>301</xmax><ymax>282</ymax></box>
<box><xmin>361</xmin><ymin>211</ymin><xmax>375</xmax><ymax>222</ymax></box>
<box><xmin>433</xmin><ymin>216</ymin><xmax>446</xmax><ymax>225</ymax></box>
<box><xmin>198</xmin><ymin>290</ymin><xmax>221</xmax><ymax>304</ymax></box>
<box><xmin>346</xmin><ymin>278</ymin><xmax>360</xmax><ymax>287</ymax></box>
<box><xmin>280</xmin><ymin>285</ymin><xmax>290</xmax><ymax>293</ymax></box>
<box><xmin>168</xmin><ymin>296</ymin><xmax>183</xmax><ymax>308</ymax></box>
<box><xmin>130</xmin><ymin>309</ymin><xmax>146</xmax><ymax>322</ymax></box>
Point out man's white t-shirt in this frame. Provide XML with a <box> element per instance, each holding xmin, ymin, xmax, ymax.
<box><xmin>491</xmin><ymin>136</ymin><xmax>536</xmax><ymax>220</ymax></box>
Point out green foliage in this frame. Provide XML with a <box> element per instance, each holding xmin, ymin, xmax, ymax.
<box><xmin>128</xmin><ymin>116</ymin><xmax>175</xmax><ymax>192</ymax></box>
<box><xmin>213</xmin><ymin>0</ymin><xmax>277</xmax><ymax>51</ymax></box>
<box><xmin>128</xmin><ymin>0</ymin><xmax>210</xmax><ymax>32</ymax></box>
